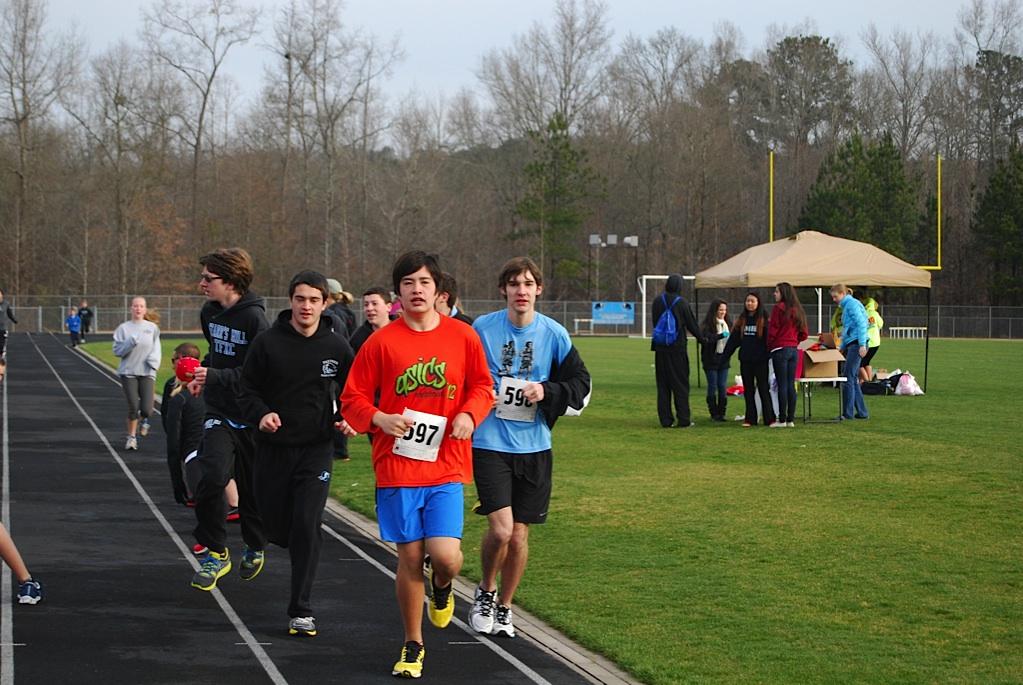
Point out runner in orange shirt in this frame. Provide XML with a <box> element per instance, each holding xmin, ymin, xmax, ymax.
<box><xmin>341</xmin><ymin>250</ymin><xmax>494</xmax><ymax>679</ymax></box>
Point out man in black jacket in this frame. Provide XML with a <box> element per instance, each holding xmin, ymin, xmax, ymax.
<box><xmin>78</xmin><ymin>300</ymin><xmax>94</xmax><ymax>342</ymax></box>
<box><xmin>0</xmin><ymin>288</ymin><xmax>16</xmax><ymax>359</ymax></box>
<box><xmin>436</xmin><ymin>272</ymin><xmax>474</xmax><ymax>325</ymax></box>
<box><xmin>187</xmin><ymin>248</ymin><xmax>270</xmax><ymax>591</ymax></box>
<box><xmin>651</xmin><ymin>274</ymin><xmax>704</xmax><ymax>428</ymax></box>
<box><xmin>239</xmin><ymin>271</ymin><xmax>354</xmax><ymax>638</ymax></box>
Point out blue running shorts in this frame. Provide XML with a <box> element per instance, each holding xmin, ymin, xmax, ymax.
<box><xmin>376</xmin><ymin>483</ymin><xmax>464</xmax><ymax>543</ymax></box>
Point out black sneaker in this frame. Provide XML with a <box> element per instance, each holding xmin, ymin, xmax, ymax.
<box><xmin>17</xmin><ymin>578</ymin><xmax>43</xmax><ymax>605</ymax></box>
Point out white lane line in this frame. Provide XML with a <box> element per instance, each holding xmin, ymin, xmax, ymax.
<box><xmin>2</xmin><ymin>350</ymin><xmax>13</xmax><ymax>685</ymax></box>
<box><xmin>63</xmin><ymin>339</ymin><xmax>121</xmax><ymax>386</ymax></box>
<box><xmin>319</xmin><ymin>523</ymin><xmax>553</xmax><ymax>685</ymax></box>
<box><xmin>26</xmin><ymin>333</ymin><xmax>287</xmax><ymax>685</ymax></box>
<box><xmin>62</xmin><ymin>331</ymin><xmax>558</xmax><ymax>685</ymax></box>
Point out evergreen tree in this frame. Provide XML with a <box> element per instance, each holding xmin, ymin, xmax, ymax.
<box><xmin>799</xmin><ymin>132</ymin><xmax>920</xmax><ymax>257</ymax></box>
<box><xmin>514</xmin><ymin>112</ymin><xmax>604</xmax><ymax>295</ymax></box>
<box><xmin>973</xmin><ymin>147</ymin><xmax>1023</xmax><ymax>305</ymax></box>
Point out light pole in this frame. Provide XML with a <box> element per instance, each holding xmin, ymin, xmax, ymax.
<box><xmin>623</xmin><ymin>235</ymin><xmax>639</xmax><ymax>301</ymax></box>
<box><xmin>768</xmin><ymin>140</ymin><xmax>776</xmax><ymax>242</ymax></box>
<box><xmin>588</xmin><ymin>234</ymin><xmax>601</xmax><ymax>300</ymax></box>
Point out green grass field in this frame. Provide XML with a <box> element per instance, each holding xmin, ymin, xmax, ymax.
<box><xmin>82</xmin><ymin>336</ymin><xmax>1022</xmax><ymax>684</ymax></box>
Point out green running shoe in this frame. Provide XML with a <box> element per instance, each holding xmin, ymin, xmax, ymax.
<box><xmin>239</xmin><ymin>547</ymin><xmax>264</xmax><ymax>581</ymax></box>
<box><xmin>191</xmin><ymin>549</ymin><xmax>231</xmax><ymax>591</ymax></box>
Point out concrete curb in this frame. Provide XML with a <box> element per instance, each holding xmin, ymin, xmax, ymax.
<box><xmin>75</xmin><ymin>338</ymin><xmax>639</xmax><ymax>685</ymax></box>
<box><xmin>323</xmin><ymin>499</ymin><xmax>640</xmax><ymax>685</ymax></box>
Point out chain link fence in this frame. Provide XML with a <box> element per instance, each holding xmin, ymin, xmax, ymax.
<box><xmin>4</xmin><ymin>295</ymin><xmax>1022</xmax><ymax>339</ymax></box>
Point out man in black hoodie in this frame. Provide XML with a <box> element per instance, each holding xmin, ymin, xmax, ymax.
<box><xmin>239</xmin><ymin>271</ymin><xmax>354</xmax><ymax>638</ymax></box>
<box><xmin>651</xmin><ymin>274</ymin><xmax>704</xmax><ymax>428</ymax></box>
<box><xmin>187</xmin><ymin>248</ymin><xmax>270</xmax><ymax>591</ymax></box>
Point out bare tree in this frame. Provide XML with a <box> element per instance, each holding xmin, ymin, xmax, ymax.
<box><xmin>862</xmin><ymin>25</ymin><xmax>937</xmax><ymax>157</ymax></box>
<box><xmin>0</xmin><ymin>0</ymin><xmax>78</xmax><ymax>292</ymax></box>
<box><xmin>478</xmin><ymin>0</ymin><xmax>612</xmax><ymax>137</ymax></box>
<box><xmin>142</xmin><ymin>0</ymin><xmax>259</xmax><ymax>234</ymax></box>
<box><xmin>609</xmin><ymin>28</ymin><xmax>702</xmax><ymax>115</ymax></box>
<box><xmin>288</xmin><ymin>0</ymin><xmax>399</xmax><ymax>273</ymax></box>
<box><xmin>956</xmin><ymin>0</ymin><xmax>1023</xmax><ymax>55</ymax></box>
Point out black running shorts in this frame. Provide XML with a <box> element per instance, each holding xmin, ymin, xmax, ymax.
<box><xmin>472</xmin><ymin>448</ymin><xmax>553</xmax><ymax>524</ymax></box>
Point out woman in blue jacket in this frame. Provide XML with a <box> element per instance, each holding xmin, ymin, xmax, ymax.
<box><xmin>830</xmin><ymin>284</ymin><xmax>869</xmax><ymax>420</ymax></box>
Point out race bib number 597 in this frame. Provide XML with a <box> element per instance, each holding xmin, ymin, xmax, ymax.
<box><xmin>392</xmin><ymin>409</ymin><xmax>447</xmax><ymax>462</ymax></box>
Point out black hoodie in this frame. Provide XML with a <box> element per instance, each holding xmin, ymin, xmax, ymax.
<box><xmin>650</xmin><ymin>276</ymin><xmax>704</xmax><ymax>352</ymax></box>
<box><xmin>238</xmin><ymin>310</ymin><xmax>354</xmax><ymax>446</ymax></box>
<box><xmin>199</xmin><ymin>290</ymin><xmax>270</xmax><ymax>422</ymax></box>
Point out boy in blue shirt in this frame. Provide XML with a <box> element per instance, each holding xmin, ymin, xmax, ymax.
<box><xmin>468</xmin><ymin>257</ymin><xmax>591</xmax><ymax>637</ymax></box>
<box><xmin>65</xmin><ymin>306</ymin><xmax>82</xmax><ymax>347</ymax></box>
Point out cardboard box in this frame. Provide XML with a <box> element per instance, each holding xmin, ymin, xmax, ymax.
<box><xmin>817</xmin><ymin>332</ymin><xmax>837</xmax><ymax>348</ymax></box>
<box><xmin>798</xmin><ymin>338</ymin><xmax>845</xmax><ymax>378</ymax></box>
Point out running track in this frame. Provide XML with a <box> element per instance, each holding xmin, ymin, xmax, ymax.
<box><xmin>1</xmin><ymin>333</ymin><xmax>633</xmax><ymax>684</ymax></box>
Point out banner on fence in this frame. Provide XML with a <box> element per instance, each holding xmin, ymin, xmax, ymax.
<box><xmin>591</xmin><ymin>301</ymin><xmax>636</xmax><ymax>325</ymax></box>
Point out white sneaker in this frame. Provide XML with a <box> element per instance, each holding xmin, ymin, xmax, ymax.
<box><xmin>125</xmin><ymin>435</ymin><xmax>138</xmax><ymax>450</ymax></box>
<box><xmin>769</xmin><ymin>421</ymin><xmax>785</xmax><ymax>428</ymax></box>
<box><xmin>139</xmin><ymin>419</ymin><xmax>150</xmax><ymax>437</ymax></box>
<box><xmin>288</xmin><ymin>616</ymin><xmax>317</xmax><ymax>637</ymax></box>
<box><xmin>492</xmin><ymin>604</ymin><xmax>515</xmax><ymax>638</ymax></box>
<box><xmin>786</xmin><ymin>421</ymin><xmax>795</xmax><ymax>428</ymax></box>
<box><xmin>468</xmin><ymin>585</ymin><xmax>497</xmax><ymax>634</ymax></box>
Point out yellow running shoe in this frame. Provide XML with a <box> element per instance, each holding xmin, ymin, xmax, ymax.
<box><xmin>392</xmin><ymin>641</ymin><xmax>424</xmax><ymax>679</ymax></box>
<box><xmin>424</xmin><ymin>560</ymin><xmax>454</xmax><ymax>629</ymax></box>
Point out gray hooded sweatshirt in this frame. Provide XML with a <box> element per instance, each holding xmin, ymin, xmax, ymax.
<box><xmin>112</xmin><ymin>319</ymin><xmax>161</xmax><ymax>377</ymax></box>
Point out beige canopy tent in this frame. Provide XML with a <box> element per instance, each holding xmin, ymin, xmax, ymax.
<box><xmin>694</xmin><ymin>230</ymin><xmax>932</xmax><ymax>389</ymax></box>
<box><xmin>694</xmin><ymin>230</ymin><xmax>931</xmax><ymax>289</ymax></box>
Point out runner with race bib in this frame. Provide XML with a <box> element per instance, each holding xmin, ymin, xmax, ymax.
<box><xmin>468</xmin><ymin>257</ymin><xmax>592</xmax><ymax>639</ymax></box>
<box><xmin>340</xmin><ymin>251</ymin><xmax>493</xmax><ymax>679</ymax></box>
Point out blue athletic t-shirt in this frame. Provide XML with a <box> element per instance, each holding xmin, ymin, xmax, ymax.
<box><xmin>472</xmin><ymin>310</ymin><xmax>572</xmax><ymax>454</ymax></box>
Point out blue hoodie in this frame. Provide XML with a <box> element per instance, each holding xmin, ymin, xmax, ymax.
<box><xmin>839</xmin><ymin>294</ymin><xmax>869</xmax><ymax>351</ymax></box>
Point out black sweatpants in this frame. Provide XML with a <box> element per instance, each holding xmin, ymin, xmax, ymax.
<box><xmin>740</xmin><ymin>360</ymin><xmax>775</xmax><ymax>426</ymax></box>
<box><xmin>655</xmin><ymin>348</ymin><xmax>690</xmax><ymax>427</ymax></box>
<box><xmin>253</xmin><ymin>440</ymin><xmax>333</xmax><ymax>618</ymax></box>
<box><xmin>193</xmin><ymin>419</ymin><xmax>266</xmax><ymax>555</ymax></box>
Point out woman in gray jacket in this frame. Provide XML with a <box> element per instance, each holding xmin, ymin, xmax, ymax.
<box><xmin>112</xmin><ymin>297</ymin><xmax>161</xmax><ymax>450</ymax></box>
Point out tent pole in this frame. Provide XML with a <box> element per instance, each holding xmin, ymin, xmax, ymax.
<box><xmin>924</xmin><ymin>288</ymin><xmax>931</xmax><ymax>392</ymax></box>
<box><xmin>815</xmin><ymin>287</ymin><xmax>823</xmax><ymax>334</ymax></box>
<box><xmin>695</xmin><ymin>288</ymin><xmax>701</xmax><ymax>389</ymax></box>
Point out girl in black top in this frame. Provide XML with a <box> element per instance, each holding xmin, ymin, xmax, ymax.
<box><xmin>723</xmin><ymin>291</ymin><xmax>776</xmax><ymax>427</ymax></box>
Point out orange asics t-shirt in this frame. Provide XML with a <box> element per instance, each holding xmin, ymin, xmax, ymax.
<box><xmin>341</xmin><ymin>315</ymin><xmax>494</xmax><ymax>488</ymax></box>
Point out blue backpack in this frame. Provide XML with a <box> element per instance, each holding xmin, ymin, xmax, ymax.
<box><xmin>652</xmin><ymin>294</ymin><xmax>682</xmax><ymax>346</ymax></box>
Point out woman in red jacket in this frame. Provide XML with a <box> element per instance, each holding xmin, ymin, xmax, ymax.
<box><xmin>767</xmin><ymin>282</ymin><xmax>808</xmax><ymax>427</ymax></box>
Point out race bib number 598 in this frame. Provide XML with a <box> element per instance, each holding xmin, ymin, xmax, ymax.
<box><xmin>495</xmin><ymin>376</ymin><xmax>538</xmax><ymax>423</ymax></box>
<box><xmin>392</xmin><ymin>409</ymin><xmax>447</xmax><ymax>462</ymax></box>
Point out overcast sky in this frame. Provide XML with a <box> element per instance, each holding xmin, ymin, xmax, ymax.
<box><xmin>47</xmin><ymin>0</ymin><xmax>966</xmax><ymax>108</ymax></box>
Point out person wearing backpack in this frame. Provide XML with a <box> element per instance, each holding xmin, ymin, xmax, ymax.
<box><xmin>651</xmin><ymin>275</ymin><xmax>704</xmax><ymax>428</ymax></box>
